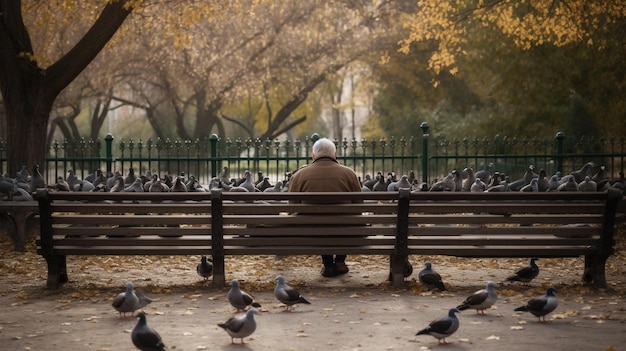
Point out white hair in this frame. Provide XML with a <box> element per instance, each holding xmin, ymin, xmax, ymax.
<box><xmin>312</xmin><ymin>138</ymin><xmax>336</xmax><ymax>159</ymax></box>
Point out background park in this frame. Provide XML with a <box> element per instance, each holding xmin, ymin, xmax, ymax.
<box><xmin>1</xmin><ymin>1</ymin><xmax>625</xmax><ymax>350</ymax></box>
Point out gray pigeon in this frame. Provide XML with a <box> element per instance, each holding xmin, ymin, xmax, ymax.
<box><xmin>196</xmin><ymin>255</ymin><xmax>213</xmax><ymax>280</ymax></box>
<box><xmin>218</xmin><ymin>308</ymin><xmax>259</xmax><ymax>344</ymax></box>
<box><xmin>461</xmin><ymin>167</ymin><xmax>475</xmax><ymax>192</ymax></box>
<box><xmin>519</xmin><ymin>178</ymin><xmax>539</xmax><ymax>192</ymax></box>
<box><xmin>429</xmin><ymin>173</ymin><xmax>455</xmax><ymax>191</ymax></box>
<box><xmin>387</xmin><ymin>175</ymin><xmax>412</xmax><ymax>191</ymax></box>
<box><xmin>514</xmin><ymin>286</ymin><xmax>558</xmax><ymax>323</ymax></box>
<box><xmin>30</xmin><ymin>165</ymin><xmax>46</xmax><ymax>191</ymax></box>
<box><xmin>274</xmin><ymin>276</ymin><xmax>311</xmax><ymax>312</ymax></box>
<box><xmin>470</xmin><ymin>178</ymin><xmax>486</xmax><ymax>192</ymax></box>
<box><xmin>123</xmin><ymin>178</ymin><xmax>145</xmax><ymax>192</ymax></box>
<box><xmin>475</xmin><ymin>163</ymin><xmax>493</xmax><ymax>183</ymax></box>
<box><xmin>112</xmin><ymin>281</ymin><xmax>152</xmax><ymax>318</ymax></box>
<box><xmin>239</xmin><ymin>170</ymin><xmax>256</xmax><ymax>192</ymax></box>
<box><xmin>577</xmin><ymin>176</ymin><xmax>597</xmax><ymax>192</ymax></box>
<box><xmin>557</xmin><ymin>176</ymin><xmax>578</xmax><ymax>192</ymax></box>
<box><xmin>228</xmin><ymin>279</ymin><xmax>261</xmax><ymax>312</ymax></box>
<box><xmin>131</xmin><ymin>312</ymin><xmax>167</xmax><ymax>351</ymax></box>
<box><xmin>418</xmin><ymin>261</ymin><xmax>446</xmax><ymax>291</ymax></box>
<box><xmin>416</xmin><ymin>308</ymin><xmax>460</xmax><ymax>345</ymax></box>
<box><xmin>570</xmin><ymin>162</ymin><xmax>594</xmax><ymax>183</ymax></box>
<box><xmin>169</xmin><ymin>176</ymin><xmax>188</xmax><ymax>192</ymax></box>
<box><xmin>457</xmin><ymin>281</ymin><xmax>497</xmax><ymax>314</ymax></box>
<box><xmin>506</xmin><ymin>257</ymin><xmax>539</xmax><ymax>285</ymax></box>
<box><xmin>55</xmin><ymin>176</ymin><xmax>71</xmax><ymax>192</ymax></box>
<box><xmin>547</xmin><ymin>174</ymin><xmax>560</xmax><ymax>191</ymax></box>
<box><xmin>536</xmin><ymin>169</ymin><xmax>549</xmax><ymax>192</ymax></box>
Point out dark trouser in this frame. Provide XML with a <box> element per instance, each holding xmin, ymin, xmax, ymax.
<box><xmin>322</xmin><ymin>255</ymin><xmax>346</xmax><ymax>267</ymax></box>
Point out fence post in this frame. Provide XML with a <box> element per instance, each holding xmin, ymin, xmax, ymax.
<box><xmin>420</xmin><ymin>122</ymin><xmax>429</xmax><ymax>184</ymax></box>
<box><xmin>210</xmin><ymin>134</ymin><xmax>219</xmax><ymax>178</ymax></box>
<box><xmin>105</xmin><ymin>134</ymin><xmax>114</xmax><ymax>176</ymax></box>
<box><xmin>555</xmin><ymin>132</ymin><xmax>564</xmax><ymax>175</ymax></box>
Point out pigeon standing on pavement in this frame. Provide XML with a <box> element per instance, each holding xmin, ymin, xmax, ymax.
<box><xmin>415</xmin><ymin>308</ymin><xmax>461</xmax><ymax>345</ymax></box>
<box><xmin>218</xmin><ymin>308</ymin><xmax>259</xmax><ymax>344</ymax></box>
<box><xmin>457</xmin><ymin>281</ymin><xmax>497</xmax><ymax>314</ymax></box>
<box><xmin>196</xmin><ymin>255</ymin><xmax>213</xmax><ymax>280</ymax></box>
<box><xmin>112</xmin><ymin>282</ymin><xmax>151</xmax><ymax>318</ymax></box>
<box><xmin>228</xmin><ymin>279</ymin><xmax>261</xmax><ymax>312</ymax></box>
<box><xmin>273</xmin><ymin>276</ymin><xmax>311</xmax><ymax>312</ymax></box>
<box><xmin>506</xmin><ymin>257</ymin><xmax>540</xmax><ymax>285</ymax></box>
<box><xmin>514</xmin><ymin>286</ymin><xmax>558</xmax><ymax>323</ymax></box>
<box><xmin>418</xmin><ymin>261</ymin><xmax>447</xmax><ymax>291</ymax></box>
<box><xmin>131</xmin><ymin>312</ymin><xmax>167</xmax><ymax>351</ymax></box>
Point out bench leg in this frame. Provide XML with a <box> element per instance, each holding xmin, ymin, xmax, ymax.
<box><xmin>211</xmin><ymin>254</ymin><xmax>226</xmax><ymax>288</ymax></box>
<box><xmin>583</xmin><ymin>254</ymin><xmax>608</xmax><ymax>289</ymax></box>
<box><xmin>389</xmin><ymin>254</ymin><xmax>408</xmax><ymax>288</ymax></box>
<box><xmin>45</xmin><ymin>254</ymin><xmax>68</xmax><ymax>290</ymax></box>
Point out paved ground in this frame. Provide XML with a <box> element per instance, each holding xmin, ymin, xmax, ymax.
<box><xmin>1</xmin><ymin>232</ymin><xmax>625</xmax><ymax>351</ymax></box>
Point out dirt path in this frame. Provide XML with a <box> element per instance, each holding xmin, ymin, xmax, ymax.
<box><xmin>1</xmin><ymin>230</ymin><xmax>625</xmax><ymax>351</ymax></box>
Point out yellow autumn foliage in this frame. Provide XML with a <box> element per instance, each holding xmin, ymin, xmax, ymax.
<box><xmin>400</xmin><ymin>0</ymin><xmax>626</xmax><ymax>74</ymax></box>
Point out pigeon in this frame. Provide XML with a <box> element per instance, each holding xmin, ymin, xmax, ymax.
<box><xmin>169</xmin><ymin>176</ymin><xmax>188</xmax><ymax>192</ymax></box>
<box><xmin>228</xmin><ymin>279</ymin><xmax>261</xmax><ymax>312</ymax></box>
<box><xmin>239</xmin><ymin>170</ymin><xmax>256</xmax><ymax>192</ymax></box>
<box><xmin>11</xmin><ymin>184</ymin><xmax>34</xmax><ymax>201</ymax></box>
<box><xmin>123</xmin><ymin>178</ymin><xmax>145</xmax><ymax>192</ymax></box>
<box><xmin>125</xmin><ymin>167</ymin><xmax>137</xmax><ymax>185</ymax></box>
<box><xmin>387</xmin><ymin>175</ymin><xmax>412</xmax><ymax>191</ymax></box>
<box><xmin>55</xmin><ymin>176</ymin><xmax>71</xmax><ymax>192</ymax></box>
<box><xmin>514</xmin><ymin>286</ymin><xmax>558</xmax><ymax>323</ymax></box>
<box><xmin>131</xmin><ymin>312</ymin><xmax>167</xmax><ymax>351</ymax></box>
<box><xmin>30</xmin><ymin>165</ymin><xmax>46</xmax><ymax>191</ymax></box>
<box><xmin>218</xmin><ymin>307</ymin><xmax>259</xmax><ymax>344</ymax></box>
<box><xmin>475</xmin><ymin>163</ymin><xmax>493</xmax><ymax>183</ymax></box>
<box><xmin>547</xmin><ymin>174</ymin><xmax>560</xmax><ymax>191</ymax></box>
<box><xmin>570</xmin><ymin>162</ymin><xmax>594</xmax><ymax>183</ymax></box>
<box><xmin>577</xmin><ymin>176</ymin><xmax>597</xmax><ymax>192</ymax></box>
<box><xmin>263</xmin><ymin>180</ymin><xmax>283</xmax><ymax>192</ymax></box>
<box><xmin>461</xmin><ymin>167</ymin><xmax>475</xmax><ymax>192</ymax></box>
<box><xmin>415</xmin><ymin>308</ymin><xmax>460</xmax><ymax>345</ymax></box>
<box><xmin>509</xmin><ymin>165</ymin><xmax>537</xmax><ymax>191</ymax></box>
<box><xmin>196</xmin><ymin>255</ymin><xmax>213</xmax><ymax>280</ymax></box>
<box><xmin>418</xmin><ymin>261</ymin><xmax>446</xmax><ymax>291</ymax></box>
<box><xmin>112</xmin><ymin>281</ymin><xmax>152</xmax><ymax>318</ymax></box>
<box><xmin>457</xmin><ymin>281</ymin><xmax>497</xmax><ymax>315</ymax></box>
<box><xmin>372</xmin><ymin>172</ymin><xmax>388</xmax><ymax>191</ymax></box>
<box><xmin>536</xmin><ymin>169</ymin><xmax>549</xmax><ymax>192</ymax></box>
<box><xmin>256</xmin><ymin>176</ymin><xmax>272</xmax><ymax>192</ymax></box>
<box><xmin>470</xmin><ymin>178</ymin><xmax>486</xmax><ymax>192</ymax></box>
<box><xmin>506</xmin><ymin>257</ymin><xmax>539</xmax><ymax>285</ymax></box>
<box><xmin>519</xmin><ymin>178</ymin><xmax>539</xmax><ymax>192</ymax></box>
<box><xmin>273</xmin><ymin>275</ymin><xmax>311</xmax><ymax>312</ymax></box>
<box><xmin>429</xmin><ymin>173</ymin><xmax>455</xmax><ymax>191</ymax></box>
<box><xmin>557</xmin><ymin>176</ymin><xmax>578</xmax><ymax>192</ymax></box>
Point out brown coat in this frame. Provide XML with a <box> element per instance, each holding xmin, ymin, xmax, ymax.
<box><xmin>288</xmin><ymin>157</ymin><xmax>362</xmax><ymax>194</ymax></box>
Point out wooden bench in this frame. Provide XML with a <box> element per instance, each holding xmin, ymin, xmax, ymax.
<box><xmin>0</xmin><ymin>201</ymin><xmax>39</xmax><ymax>251</ymax></box>
<box><xmin>402</xmin><ymin>191</ymin><xmax>622</xmax><ymax>288</ymax></box>
<box><xmin>36</xmin><ymin>189</ymin><xmax>621</xmax><ymax>290</ymax></box>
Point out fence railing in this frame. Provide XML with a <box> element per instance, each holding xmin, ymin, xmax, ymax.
<box><xmin>1</xmin><ymin>123</ymin><xmax>624</xmax><ymax>187</ymax></box>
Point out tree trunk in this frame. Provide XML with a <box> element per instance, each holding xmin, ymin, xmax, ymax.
<box><xmin>0</xmin><ymin>0</ymin><xmax>132</xmax><ymax>176</ymax></box>
<box><xmin>5</xmin><ymin>88</ymin><xmax>52</xmax><ymax>176</ymax></box>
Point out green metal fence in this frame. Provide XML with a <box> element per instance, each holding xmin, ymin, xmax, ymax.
<box><xmin>1</xmin><ymin>124</ymin><xmax>624</xmax><ymax>187</ymax></box>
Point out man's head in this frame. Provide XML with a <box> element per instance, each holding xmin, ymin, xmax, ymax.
<box><xmin>312</xmin><ymin>138</ymin><xmax>336</xmax><ymax>160</ymax></box>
